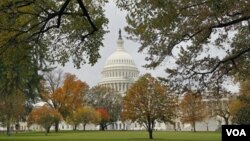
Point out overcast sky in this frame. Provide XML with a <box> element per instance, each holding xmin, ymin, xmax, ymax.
<box><xmin>57</xmin><ymin>1</ymin><xmax>239</xmax><ymax>93</ymax></box>
<box><xmin>60</xmin><ymin>2</ymin><xmax>166</xmax><ymax>87</ymax></box>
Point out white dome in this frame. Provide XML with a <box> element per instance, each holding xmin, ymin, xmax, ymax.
<box><xmin>98</xmin><ymin>30</ymin><xmax>139</xmax><ymax>95</ymax></box>
<box><xmin>105</xmin><ymin>45</ymin><xmax>136</xmax><ymax>68</ymax></box>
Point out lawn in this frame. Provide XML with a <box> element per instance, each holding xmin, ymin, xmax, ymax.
<box><xmin>0</xmin><ymin>131</ymin><xmax>221</xmax><ymax>141</ymax></box>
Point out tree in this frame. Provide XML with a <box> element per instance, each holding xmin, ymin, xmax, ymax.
<box><xmin>77</xmin><ymin>106</ymin><xmax>100</xmax><ymax>131</ymax></box>
<box><xmin>96</xmin><ymin>108</ymin><xmax>111</xmax><ymax>130</ymax></box>
<box><xmin>179</xmin><ymin>91</ymin><xmax>207</xmax><ymax>132</ymax></box>
<box><xmin>39</xmin><ymin>69</ymin><xmax>63</xmax><ymax>132</ymax></box>
<box><xmin>0</xmin><ymin>1</ymin><xmax>108</xmax><ymax>116</ymax></box>
<box><xmin>52</xmin><ymin>73</ymin><xmax>89</xmax><ymax>120</ymax></box>
<box><xmin>117</xmin><ymin>0</ymin><xmax>250</xmax><ymax>90</ymax></box>
<box><xmin>66</xmin><ymin>111</ymin><xmax>80</xmax><ymax>131</ymax></box>
<box><xmin>28</xmin><ymin>105</ymin><xmax>62</xmax><ymax>135</ymax></box>
<box><xmin>212</xmin><ymin>98</ymin><xmax>234</xmax><ymax>125</ymax></box>
<box><xmin>66</xmin><ymin>106</ymin><xmax>99</xmax><ymax>131</ymax></box>
<box><xmin>0</xmin><ymin>44</ymin><xmax>41</xmax><ymax>136</ymax></box>
<box><xmin>122</xmin><ymin>74</ymin><xmax>176</xmax><ymax>139</ymax></box>
<box><xmin>0</xmin><ymin>93</ymin><xmax>25</xmax><ymax>136</ymax></box>
<box><xmin>231</xmin><ymin>78</ymin><xmax>250</xmax><ymax>124</ymax></box>
<box><xmin>0</xmin><ymin>0</ymin><xmax>108</xmax><ymax>68</ymax></box>
<box><xmin>86</xmin><ymin>85</ymin><xmax>122</xmax><ymax>130</ymax></box>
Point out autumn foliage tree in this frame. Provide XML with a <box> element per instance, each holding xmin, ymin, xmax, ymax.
<box><xmin>39</xmin><ymin>69</ymin><xmax>63</xmax><ymax>132</ymax></box>
<box><xmin>66</xmin><ymin>106</ymin><xmax>100</xmax><ymax>130</ymax></box>
<box><xmin>86</xmin><ymin>85</ymin><xmax>122</xmax><ymax>130</ymax></box>
<box><xmin>52</xmin><ymin>73</ymin><xmax>89</xmax><ymax>121</ymax></box>
<box><xmin>96</xmin><ymin>108</ymin><xmax>111</xmax><ymax>130</ymax></box>
<box><xmin>179</xmin><ymin>91</ymin><xmax>207</xmax><ymax>132</ymax></box>
<box><xmin>77</xmin><ymin>106</ymin><xmax>100</xmax><ymax>131</ymax></box>
<box><xmin>122</xmin><ymin>74</ymin><xmax>176</xmax><ymax>139</ymax></box>
<box><xmin>28</xmin><ymin>105</ymin><xmax>62</xmax><ymax>135</ymax></box>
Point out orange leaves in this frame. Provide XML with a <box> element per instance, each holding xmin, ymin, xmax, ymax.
<box><xmin>28</xmin><ymin>105</ymin><xmax>62</xmax><ymax>125</ymax></box>
<box><xmin>51</xmin><ymin>73</ymin><xmax>89</xmax><ymax>118</ymax></box>
<box><xmin>28</xmin><ymin>105</ymin><xmax>62</xmax><ymax>134</ymax></box>
<box><xmin>28</xmin><ymin>105</ymin><xmax>61</xmax><ymax>134</ymax></box>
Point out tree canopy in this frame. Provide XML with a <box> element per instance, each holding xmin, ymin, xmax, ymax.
<box><xmin>52</xmin><ymin>73</ymin><xmax>89</xmax><ymax>119</ymax></box>
<box><xmin>117</xmin><ymin>0</ymin><xmax>250</xmax><ymax>91</ymax></box>
<box><xmin>122</xmin><ymin>74</ymin><xmax>176</xmax><ymax>139</ymax></box>
<box><xmin>231</xmin><ymin>78</ymin><xmax>250</xmax><ymax>124</ymax></box>
<box><xmin>0</xmin><ymin>92</ymin><xmax>25</xmax><ymax>136</ymax></box>
<box><xmin>0</xmin><ymin>0</ymin><xmax>108</xmax><ymax>68</ymax></box>
<box><xmin>28</xmin><ymin>105</ymin><xmax>62</xmax><ymax>135</ymax></box>
<box><xmin>179</xmin><ymin>91</ymin><xmax>207</xmax><ymax>132</ymax></box>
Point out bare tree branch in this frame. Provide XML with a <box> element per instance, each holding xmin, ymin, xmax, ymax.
<box><xmin>192</xmin><ymin>47</ymin><xmax>250</xmax><ymax>75</ymax></box>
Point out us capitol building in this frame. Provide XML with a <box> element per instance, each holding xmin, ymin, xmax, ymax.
<box><xmin>98</xmin><ymin>30</ymin><xmax>139</xmax><ymax>96</ymax></box>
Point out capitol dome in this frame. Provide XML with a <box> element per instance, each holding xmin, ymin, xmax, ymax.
<box><xmin>98</xmin><ymin>30</ymin><xmax>139</xmax><ymax>94</ymax></box>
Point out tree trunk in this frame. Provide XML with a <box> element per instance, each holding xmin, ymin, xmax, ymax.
<box><xmin>83</xmin><ymin>124</ymin><xmax>86</xmax><ymax>131</ymax></box>
<box><xmin>55</xmin><ymin>121</ymin><xmax>59</xmax><ymax>132</ymax></box>
<box><xmin>73</xmin><ymin>125</ymin><xmax>77</xmax><ymax>131</ymax></box>
<box><xmin>6</xmin><ymin>122</ymin><xmax>10</xmax><ymax>136</ymax></box>
<box><xmin>193</xmin><ymin>122</ymin><xmax>196</xmax><ymax>132</ymax></box>
<box><xmin>100</xmin><ymin>123</ymin><xmax>106</xmax><ymax>131</ymax></box>
<box><xmin>206</xmin><ymin>123</ymin><xmax>209</xmax><ymax>131</ymax></box>
<box><xmin>147</xmin><ymin>121</ymin><xmax>154</xmax><ymax>139</ymax></box>
<box><xmin>148</xmin><ymin>128</ymin><xmax>153</xmax><ymax>139</ymax></box>
<box><xmin>224</xmin><ymin>117</ymin><xmax>229</xmax><ymax>125</ymax></box>
<box><xmin>45</xmin><ymin>127</ymin><xmax>50</xmax><ymax>136</ymax></box>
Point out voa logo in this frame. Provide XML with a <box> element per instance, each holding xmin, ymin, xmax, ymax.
<box><xmin>226</xmin><ymin>129</ymin><xmax>246</xmax><ymax>136</ymax></box>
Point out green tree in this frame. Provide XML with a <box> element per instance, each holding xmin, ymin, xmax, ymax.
<box><xmin>86</xmin><ymin>85</ymin><xmax>122</xmax><ymax>130</ymax></box>
<box><xmin>117</xmin><ymin>0</ymin><xmax>250</xmax><ymax>90</ymax></box>
<box><xmin>122</xmin><ymin>74</ymin><xmax>176</xmax><ymax>139</ymax></box>
<box><xmin>0</xmin><ymin>93</ymin><xmax>25</xmax><ymax>136</ymax></box>
<box><xmin>0</xmin><ymin>43</ymin><xmax>40</xmax><ymax>136</ymax></box>
<box><xmin>0</xmin><ymin>0</ymin><xmax>108</xmax><ymax>68</ymax></box>
<box><xmin>0</xmin><ymin>1</ymin><xmax>108</xmax><ymax>116</ymax></box>
<box><xmin>231</xmin><ymin>78</ymin><xmax>250</xmax><ymax>124</ymax></box>
<box><xmin>179</xmin><ymin>91</ymin><xmax>207</xmax><ymax>132</ymax></box>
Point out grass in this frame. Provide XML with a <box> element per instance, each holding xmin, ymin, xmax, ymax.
<box><xmin>0</xmin><ymin>131</ymin><xmax>221</xmax><ymax>141</ymax></box>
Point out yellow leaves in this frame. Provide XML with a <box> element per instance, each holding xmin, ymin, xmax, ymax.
<box><xmin>229</xmin><ymin>100</ymin><xmax>242</xmax><ymax>116</ymax></box>
<box><xmin>179</xmin><ymin>91</ymin><xmax>206</xmax><ymax>124</ymax></box>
